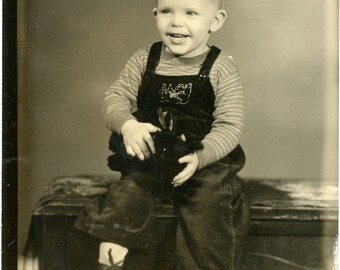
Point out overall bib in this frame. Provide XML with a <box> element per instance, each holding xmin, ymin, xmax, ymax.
<box><xmin>75</xmin><ymin>42</ymin><xmax>249</xmax><ymax>270</ymax></box>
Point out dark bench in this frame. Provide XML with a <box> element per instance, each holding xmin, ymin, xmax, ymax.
<box><xmin>23</xmin><ymin>175</ymin><xmax>338</xmax><ymax>270</ymax></box>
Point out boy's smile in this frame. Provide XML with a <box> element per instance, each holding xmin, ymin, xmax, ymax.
<box><xmin>154</xmin><ymin>0</ymin><xmax>226</xmax><ymax>58</ymax></box>
<box><xmin>168</xmin><ymin>33</ymin><xmax>189</xmax><ymax>44</ymax></box>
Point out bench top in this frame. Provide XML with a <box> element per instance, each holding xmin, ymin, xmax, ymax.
<box><xmin>242</xmin><ymin>178</ymin><xmax>337</xmax><ymax>218</ymax></box>
<box><xmin>33</xmin><ymin>175</ymin><xmax>338</xmax><ymax>236</ymax></box>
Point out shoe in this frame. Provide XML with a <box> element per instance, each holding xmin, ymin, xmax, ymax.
<box><xmin>98</xmin><ymin>248</ymin><xmax>123</xmax><ymax>270</ymax></box>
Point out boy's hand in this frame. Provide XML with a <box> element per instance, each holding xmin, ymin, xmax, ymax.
<box><xmin>172</xmin><ymin>153</ymin><xmax>199</xmax><ymax>187</ymax></box>
<box><xmin>121</xmin><ymin>119</ymin><xmax>160</xmax><ymax>161</ymax></box>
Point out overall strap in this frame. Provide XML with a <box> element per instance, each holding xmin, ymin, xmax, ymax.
<box><xmin>145</xmin><ymin>41</ymin><xmax>163</xmax><ymax>73</ymax></box>
<box><xmin>198</xmin><ymin>46</ymin><xmax>221</xmax><ymax>78</ymax></box>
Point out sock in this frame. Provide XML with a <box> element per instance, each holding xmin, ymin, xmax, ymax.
<box><xmin>98</xmin><ymin>242</ymin><xmax>128</xmax><ymax>267</ymax></box>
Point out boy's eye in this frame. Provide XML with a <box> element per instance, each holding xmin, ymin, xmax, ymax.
<box><xmin>160</xmin><ymin>9</ymin><xmax>171</xmax><ymax>14</ymax></box>
<box><xmin>186</xmin><ymin>11</ymin><xmax>198</xmax><ymax>16</ymax></box>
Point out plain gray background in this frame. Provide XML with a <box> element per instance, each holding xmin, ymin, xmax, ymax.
<box><xmin>18</xmin><ymin>0</ymin><xmax>338</xmax><ymax>254</ymax></box>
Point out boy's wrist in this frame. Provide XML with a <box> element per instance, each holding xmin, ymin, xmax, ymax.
<box><xmin>195</xmin><ymin>150</ymin><xmax>203</xmax><ymax>170</ymax></box>
<box><xmin>120</xmin><ymin>119</ymin><xmax>138</xmax><ymax>136</ymax></box>
<box><xmin>195</xmin><ymin>147</ymin><xmax>216</xmax><ymax>170</ymax></box>
<box><xmin>111</xmin><ymin>114</ymin><xmax>136</xmax><ymax>134</ymax></box>
<box><xmin>106</xmin><ymin>111</ymin><xmax>137</xmax><ymax>134</ymax></box>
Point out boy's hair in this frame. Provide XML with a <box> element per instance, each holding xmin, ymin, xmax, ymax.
<box><xmin>155</xmin><ymin>0</ymin><xmax>224</xmax><ymax>10</ymax></box>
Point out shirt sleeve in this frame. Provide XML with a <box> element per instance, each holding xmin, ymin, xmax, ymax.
<box><xmin>196</xmin><ymin>59</ymin><xmax>245</xmax><ymax>169</ymax></box>
<box><xmin>102</xmin><ymin>47</ymin><xmax>149</xmax><ymax>133</ymax></box>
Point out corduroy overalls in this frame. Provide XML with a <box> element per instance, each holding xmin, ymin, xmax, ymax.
<box><xmin>75</xmin><ymin>42</ymin><xmax>249</xmax><ymax>270</ymax></box>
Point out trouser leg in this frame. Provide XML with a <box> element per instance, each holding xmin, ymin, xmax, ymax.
<box><xmin>122</xmin><ymin>217</ymin><xmax>177</xmax><ymax>270</ymax></box>
<box><xmin>175</xmin><ymin>163</ymin><xmax>249</xmax><ymax>270</ymax></box>
<box><xmin>76</xmin><ymin>171</ymin><xmax>178</xmax><ymax>269</ymax></box>
<box><xmin>75</xmin><ymin>172</ymin><xmax>159</xmax><ymax>248</ymax></box>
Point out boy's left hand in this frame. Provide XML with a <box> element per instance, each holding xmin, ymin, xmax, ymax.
<box><xmin>172</xmin><ymin>153</ymin><xmax>198</xmax><ymax>187</ymax></box>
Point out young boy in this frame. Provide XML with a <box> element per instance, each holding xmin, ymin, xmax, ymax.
<box><xmin>75</xmin><ymin>0</ymin><xmax>249</xmax><ymax>269</ymax></box>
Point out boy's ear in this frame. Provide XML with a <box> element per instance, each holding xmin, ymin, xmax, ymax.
<box><xmin>209</xmin><ymin>10</ymin><xmax>227</xmax><ymax>33</ymax></box>
<box><xmin>153</xmin><ymin>8</ymin><xmax>158</xmax><ymax>19</ymax></box>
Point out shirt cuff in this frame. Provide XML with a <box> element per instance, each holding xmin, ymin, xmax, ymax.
<box><xmin>107</xmin><ymin>112</ymin><xmax>136</xmax><ymax>134</ymax></box>
<box><xmin>195</xmin><ymin>145</ymin><xmax>217</xmax><ymax>170</ymax></box>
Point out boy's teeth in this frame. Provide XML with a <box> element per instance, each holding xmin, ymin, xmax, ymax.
<box><xmin>171</xmin><ymin>34</ymin><xmax>187</xmax><ymax>38</ymax></box>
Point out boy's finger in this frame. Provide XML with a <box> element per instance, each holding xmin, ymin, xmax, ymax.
<box><xmin>146</xmin><ymin>124</ymin><xmax>161</xmax><ymax>132</ymax></box>
<box><xmin>136</xmin><ymin>152</ymin><xmax>145</xmax><ymax>161</ymax></box>
<box><xmin>139</xmin><ymin>140</ymin><xmax>152</xmax><ymax>158</ymax></box>
<box><xmin>173</xmin><ymin>181</ymin><xmax>185</xmax><ymax>187</ymax></box>
<box><xmin>178</xmin><ymin>155</ymin><xmax>191</xmax><ymax>164</ymax></box>
<box><xmin>131</xmin><ymin>143</ymin><xmax>145</xmax><ymax>161</ymax></box>
<box><xmin>173</xmin><ymin>175</ymin><xmax>190</xmax><ymax>186</ymax></box>
<box><xmin>173</xmin><ymin>169</ymin><xmax>187</xmax><ymax>181</ymax></box>
<box><xmin>125</xmin><ymin>145</ymin><xmax>136</xmax><ymax>157</ymax></box>
<box><xmin>141</xmin><ymin>147</ymin><xmax>151</xmax><ymax>159</ymax></box>
<box><xmin>173</xmin><ymin>167</ymin><xmax>191</xmax><ymax>181</ymax></box>
<box><xmin>143</xmin><ymin>134</ymin><xmax>156</xmax><ymax>154</ymax></box>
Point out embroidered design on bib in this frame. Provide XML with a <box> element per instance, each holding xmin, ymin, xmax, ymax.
<box><xmin>159</xmin><ymin>83</ymin><xmax>192</xmax><ymax>105</ymax></box>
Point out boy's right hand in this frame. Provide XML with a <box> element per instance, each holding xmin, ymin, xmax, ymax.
<box><xmin>120</xmin><ymin>119</ymin><xmax>161</xmax><ymax>161</ymax></box>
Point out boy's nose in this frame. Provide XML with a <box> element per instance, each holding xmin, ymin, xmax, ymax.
<box><xmin>171</xmin><ymin>15</ymin><xmax>184</xmax><ymax>27</ymax></box>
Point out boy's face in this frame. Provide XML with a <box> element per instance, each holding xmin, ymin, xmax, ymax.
<box><xmin>154</xmin><ymin>0</ymin><xmax>226</xmax><ymax>58</ymax></box>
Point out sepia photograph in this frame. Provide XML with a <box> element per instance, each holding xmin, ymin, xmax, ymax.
<box><xmin>14</xmin><ymin>0</ymin><xmax>338</xmax><ymax>269</ymax></box>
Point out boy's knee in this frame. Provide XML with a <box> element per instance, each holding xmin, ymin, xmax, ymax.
<box><xmin>105</xmin><ymin>177</ymin><xmax>153</xmax><ymax>210</ymax></box>
<box><xmin>98</xmin><ymin>178</ymin><xmax>154</xmax><ymax>228</ymax></box>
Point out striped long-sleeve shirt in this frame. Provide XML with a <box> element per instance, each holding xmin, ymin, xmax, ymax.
<box><xmin>103</xmin><ymin>44</ymin><xmax>245</xmax><ymax>169</ymax></box>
